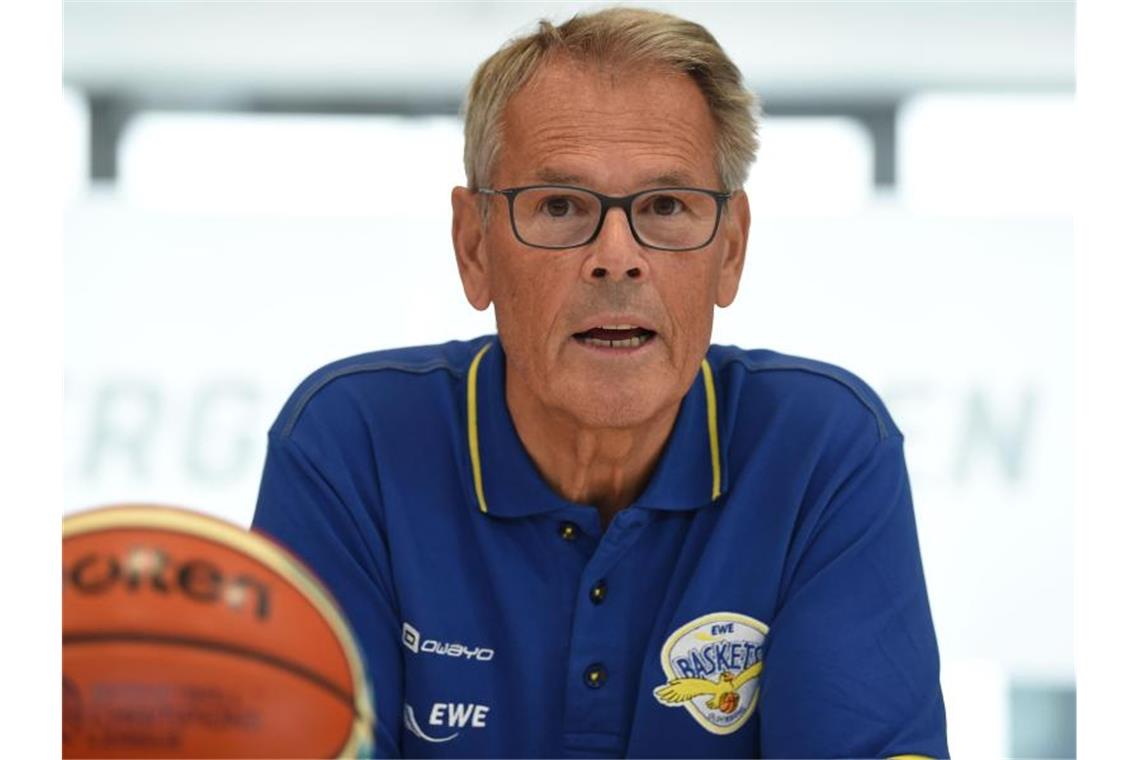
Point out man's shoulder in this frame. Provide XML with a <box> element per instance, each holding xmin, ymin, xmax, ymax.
<box><xmin>708</xmin><ymin>344</ymin><xmax>901</xmax><ymax>442</ymax></box>
<box><xmin>270</xmin><ymin>336</ymin><xmax>492</xmax><ymax>439</ymax></box>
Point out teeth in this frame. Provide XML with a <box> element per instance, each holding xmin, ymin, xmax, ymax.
<box><xmin>582</xmin><ymin>334</ymin><xmax>652</xmax><ymax>349</ymax></box>
<box><xmin>598</xmin><ymin>324</ymin><xmax>639</xmax><ymax>330</ymax></box>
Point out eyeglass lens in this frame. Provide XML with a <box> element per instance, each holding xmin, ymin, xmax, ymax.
<box><xmin>511</xmin><ymin>187</ymin><xmax>719</xmax><ymax>250</ymax></box>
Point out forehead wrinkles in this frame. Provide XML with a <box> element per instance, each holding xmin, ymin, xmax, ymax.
<box><xmin>524</xmin><ymin>108</ymin><xmax>707</xmax><ymax>156</ymax></box>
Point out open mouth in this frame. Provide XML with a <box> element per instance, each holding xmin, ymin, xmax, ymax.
<box><xmin>571</xmin><ymin>324</ymin><xmax>657</xmax><ymax>349</ymax></box>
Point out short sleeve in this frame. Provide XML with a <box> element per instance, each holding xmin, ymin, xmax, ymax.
<box><xmin>758</xmin><ymin>435</ymin><xmax>948</xmax><ymax>758</ymax></box>
<box><xmin>252</xmin><ymin>432</ymin><xmax>404</xmax><ymax>758</ymax></box>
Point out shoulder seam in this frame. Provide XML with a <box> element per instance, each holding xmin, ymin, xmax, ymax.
<box><xmin>720</xmin><ymin>357</ymin><xmax>890</xmax><ymax>440</ymax></box>
<box><xmin>281</xmin><ymin>359</ymin><xmax>462</xmax><ymax>437</ymax></box>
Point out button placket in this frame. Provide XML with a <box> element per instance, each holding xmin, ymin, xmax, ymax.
<box><xmin>562</xmin><ymin>509</ymin><xmax>652</xmax><ymax>740</ymax></box>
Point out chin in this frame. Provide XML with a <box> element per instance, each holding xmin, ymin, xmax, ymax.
<box><xmin>557</xmin><ymin>382</ymin><xmax>670</xmax><ymax>430</ymax></box>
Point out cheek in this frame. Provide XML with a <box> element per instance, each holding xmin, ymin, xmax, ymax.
<box><xmin>489</xmin><ymin>246</ymin><xmax>573</xmax><ymax>349</ymax></box>
<box><xmin>658</xmin><ymin>258</ymin><xmax>719</xmax><ymax>344</ymax></box>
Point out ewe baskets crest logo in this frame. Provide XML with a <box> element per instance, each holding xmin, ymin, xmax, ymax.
<box><xmin>653</xmin><ymin>612</ymin><xmax>769</xmax><ymax>735</ymax></box>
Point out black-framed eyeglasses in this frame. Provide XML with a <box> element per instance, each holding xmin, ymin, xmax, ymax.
<box><xmin>477</xmin><ymin>184</ymin><xmax>733</xmax><ymax>252</ymax></box>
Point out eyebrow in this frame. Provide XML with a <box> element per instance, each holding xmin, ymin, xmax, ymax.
<box><xmin>534</xmin><ymin>167</ymin><xmax>587</xmax><ymax>185</ymax></box>
<box><xmin>532</xmin><ymin>167</ymin><xmax>700</xmax><ymax>188</ymax></box>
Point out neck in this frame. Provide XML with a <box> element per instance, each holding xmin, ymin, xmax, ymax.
<box><xmin>505</xmin><ymin>369</ymin><xmax>679</xmax><ymax>527</ymax></box>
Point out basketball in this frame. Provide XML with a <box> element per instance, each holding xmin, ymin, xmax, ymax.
<box><xmin>62</xmin><ymin>505</ymin><xmax>374</xmax><ymax>758</ymax></box>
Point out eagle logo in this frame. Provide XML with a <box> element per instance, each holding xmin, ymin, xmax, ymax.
<box><xmin>653</xmin><ymin>612</ymin><xmax>769</xmax><ymax>735</ymax></box>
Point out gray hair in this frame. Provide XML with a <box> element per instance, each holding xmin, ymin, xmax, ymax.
<box><xmin>462</xmin><ymin>7</ymin><xmax>760</xmax><ymax>193</ymax></box>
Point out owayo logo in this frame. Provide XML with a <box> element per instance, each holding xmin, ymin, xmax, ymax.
<box><xmin>652</xmin><ymin>612</ymin><xmax>769</xmax><ymax>735</ymax></box>
<box><xmin>402</xmin><ymin>622</ymin><xmax>495</xmax><ymax>661</ymax></box>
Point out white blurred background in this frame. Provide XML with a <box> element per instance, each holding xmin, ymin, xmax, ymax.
<box><xmin>63</xmin><ymin>2</ymin><xmax>1074</xmax><ymax>756</ymax></box>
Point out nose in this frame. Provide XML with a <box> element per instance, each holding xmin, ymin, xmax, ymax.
<box><xmin>582</xmin><ymin>207</ymin><xmax>647</xmax><ymax>282</ymax></box>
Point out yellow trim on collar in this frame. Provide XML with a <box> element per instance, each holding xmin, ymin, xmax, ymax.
<box><xmin>467</xmin><ymin>345</ymin><xmax>723</xmax><ymax>513</ymax></box>
<box><xmin>888</xmin><ymin>755</ymin><xmax>936</xmax><ymax>759</ymax></box>
<box><xmin>700</xmin><ymin>358</ymin><xmax>722</xmax><ymax>500</ymax></box>
<box><xmin>467</xmin><ymin>342</ymin><xmax>493</xmax><ymax>513</ymax></box>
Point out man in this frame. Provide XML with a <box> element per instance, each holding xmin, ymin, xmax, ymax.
<box><xmin>253</xmin><ymin>7</ymin><xmax>947</xmax><ymax>758</ymax></box>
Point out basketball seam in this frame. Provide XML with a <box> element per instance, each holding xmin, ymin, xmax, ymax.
<box><xmin>64</xmin><ymin>631</ymin><xmax>359</xmax><ymax>714</ymax></box>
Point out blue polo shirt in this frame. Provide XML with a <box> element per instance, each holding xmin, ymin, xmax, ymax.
<box><xmin>252</xmin><ymin>335</ymin><xmax>947</xmax><ymax>758</ymax></box>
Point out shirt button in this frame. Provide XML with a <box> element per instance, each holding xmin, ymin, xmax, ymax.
<box><xmin>583</xmin><ymin>663</ymin><xmax>607</xmax><ymax>689</ymax></box>
<box><xmin>558</xmin><ymin>522</ymin><xmax>579</xmax><ymax>541</ymax></box>
<box><xmin>589</xmin><ymin>579</ymin><xmax>607</xmax><ymax>604</ymax></box>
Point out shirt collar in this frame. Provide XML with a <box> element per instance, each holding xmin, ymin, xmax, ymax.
<box><xmin>464</xmin><ymin>336</ymin><xmax>728</xmax><ymax>518</ymax></box>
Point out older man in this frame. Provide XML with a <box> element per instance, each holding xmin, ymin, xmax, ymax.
<box><xmin>253</xmin><ymin>7</ymin><xmax>947</xmax><ymax>758</ymax></box>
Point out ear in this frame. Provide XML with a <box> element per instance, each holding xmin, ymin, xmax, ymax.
<box><xmin>715</xmin><ymin>190</ymin><xmax>751</xmax><ymax>308</ymax></box>
<box><xmin>451</xmin><ymin>186</ymin><xmax>492</xmax><ymax>311</ymax></box>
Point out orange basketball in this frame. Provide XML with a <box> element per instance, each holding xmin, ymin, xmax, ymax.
<box><xmin>62</xmin><ymin>505</ymin><xmax>374</xmax><ymax>759</ymax></box>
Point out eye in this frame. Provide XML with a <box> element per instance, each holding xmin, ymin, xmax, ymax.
<box><xmin>540</xmin><ymin>196</ymin><xmax>577</xmax><ymax>217</ymax></box>
<box><xmin>646</xmin><ymin>194</ymin><xmax>686</xmax><ymax>216</ymax></box>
